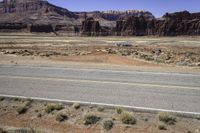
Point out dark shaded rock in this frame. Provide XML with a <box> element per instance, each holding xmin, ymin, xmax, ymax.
<box><xmin>116</xmin><ymin>16</ymin><xmax>150</xmax><ymax>36</ymax></box>
<box><xmin>0</xmin><ymin>22</ymin><xmax>27</xmax><ymax>31</ymax></box>
<box><xmin>30</xmin><ymin>24</ymin><xmax>54</xmax><ymax>33</ymax></box>
<box><xmin>81</xmin><ymin>17</ymin><xmax>101</xmax><ymax>36</ymax></box>
<box><xmin>116</xmin><ymin>11</ymin><xmax>200</xmax><ymax>36</ymax></box>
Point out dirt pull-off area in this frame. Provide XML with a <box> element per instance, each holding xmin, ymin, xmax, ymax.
<box><xmin>1</xmin><ymin>44</ymin><xmax>200</xmax><ymax>67</ymax></box>
<box><xmin>0</xmin><ymin>97</ymin><xmax>200</xmax><ymax>133</ymax></box>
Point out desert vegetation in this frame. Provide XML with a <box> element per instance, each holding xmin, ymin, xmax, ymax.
<box><xmin>158</xmin><ymin>112</ymin><xmax>176</xmax><ymax>125</ymax></box>
<box><xmin>45</xmin><ymin>103</ymin><xmax>64</xmax><ymax>114</ymax></box>
<box><xmin>120</xmin><ymin>111</ymin><xmax>136</xmax><ymax>125</ymax></box>
<box><xmin>0</xmin><ymin>97</ymin><xmax>199</xmax><ymax>133</ymax></box>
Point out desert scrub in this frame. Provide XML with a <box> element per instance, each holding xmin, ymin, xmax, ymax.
<box><xmin>84</xmin><ymin>112</ymin><xmax>100</xmax><ymax>125</ymax></box>
<box><xmin>16</xmin><ymin>105</ymin><xmax>27</xmax><ymax>114</ymax></box>
<box><xmin>72</xmin><ymin>103</ymin><xmax>80</xmax><ymax>110</ymax></box>
<box><xmin>16</xmin><ymin>99</ymin><xmax>32</xmax><ymax>114</ymax></box>
<box><xmin>120</xmin><ymin>111</ymin><xmax>136</xmax><ymax>125</ymax></box>
<box><xmin>116</xmin><ymin>107</ymin><xmax>123</xmax><ymax>114</ymax></box>
<box><xmin>56</xmin><ymin>113</ymin><xmax>68</xmax><ymax>122</ymax></box>
<box><xmin>144</xmin><ymin>118</ymin><xmax>148</xmax><ymax>122</ymax></box>
<box><xmin>14</xmin><ymin>98</ymin><xmax>20</xmax><ymax>101</ymax></box>
<box><xmin>23</xmin><ymin>99</ymin><xmax>33</xmax><ymax>107</ymax></box>
<box><xmin>103</xmin><ymin>119</ymin><xmax>114</xmax><ymax>130</ymax></box>
<box><xmin>158</xmin><ymin>112</ymin><xmax>176</xmax><ymax>125</ymax></box>
<box><xmin>0</xmin><ymin>97</ymin><xmax>5</xmax><ymax>101</ymax></box>
<box><xmin>158</xmin><ymin>124</ymin><xmax>167</xmax><ymax>130</ymax></box>
<box><xmin>196</xmin><ymin>115</ymin><xmax>200</xmax><ymax>120</ymax></box>
<box><xmin>97</xmin><ymin>106</ymin><xmax>104</xmax><ymax>112</ymax></box>
<box><xmin>45</xmin><ymin>103</ymin><xmax>64</xmax><ymax>113</ymax></box>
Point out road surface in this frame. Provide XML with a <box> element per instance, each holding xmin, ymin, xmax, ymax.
<box><xmin>0</xmin><ymin>65</ymin><xmax>200</xmax><ymax>114</ymax></box>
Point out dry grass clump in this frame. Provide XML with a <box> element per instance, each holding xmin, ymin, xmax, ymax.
<box><xmin>158</xmin><ymin>112</ymin><xmax>176</xmax><ymax>125</ymax></box>
<box><xmin>158</xmin><ymin>123</ymin><xmax>167</xmax><ymax>130</ymax></box>
<box><xmin>116</xmin><ymin>107</ymin><xmax>123</xmax><ymax>114</ymax></box>
<box><xmin>0</xmin><ymin>97</ymin><xmax>5</xmax><ymax>101</ymax></box>
<box><xmin>45</xmin><ymin>103</ymin><xmax>64</xmax><ymax>113</ymax></box>
<box><xmin>97</xmin><ymin>106</ymin><xmax>104</xmax><ymax>112</ymax></box>
<box><xmin>83</xmin><ymin>112</ymin><xmax>100</xmax><ymax>125</ymax></box>
<box><xmin>16</xmin><ymin>106</ymin><xmax>27</xmax><ymax>114</ymax></box>
<box><xmin>103</xmin><ymin>119</ymin><xmax>114</xmax><ymax>130</ymax></box>
<box><xmin>56</xmin><ymin>113</ymin><xmax>68</xmax><ymax>122</ymax></box>
<box><xmin>120</xmin><ymin>111</ymin><xmax>136</xmax><ymax>125</ymax></box>
<box><xmin>72</xmin><ymin>103</ymin><xmax>80</xmax><ymax>110</ymax></box>
<box><xmin>16</xmin><ymin>98</ymin><xmax>33</xmax><ymax>114</ymax></box>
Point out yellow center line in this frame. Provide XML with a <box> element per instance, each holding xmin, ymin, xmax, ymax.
<box><xmin>0</xmin><ymin>75</ymin><xmax>199</xmax><ymax>90</ymax></box>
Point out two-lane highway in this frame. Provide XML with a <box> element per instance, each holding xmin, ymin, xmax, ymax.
<box><xmin>0</xmin><ymin>65</ymin><xmax>200</xmax><ymax>114</ymax></box>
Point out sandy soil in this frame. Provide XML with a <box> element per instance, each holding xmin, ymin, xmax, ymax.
<box><xmin>0</xmin><ymin>35</ymin><xmax>200</xmax><ymax>73</ymax></box>
<box><xmin>1</xmin><ymin>51</ymin><xmax>200</xmax><ymax>74</ymax></box>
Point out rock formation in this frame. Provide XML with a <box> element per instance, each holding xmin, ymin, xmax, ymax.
<box><xmin>0</xmin><ymin>0</ymin><xmax>200</xmax><ymax>36</ymax></box>
<box><xmin>0</xmin><ymin>0</ymin><xmax>78</xmax><ymax>33</ymax></box>
<box><xmin>81</xmin><ymin>17</ymin><xmax>101</xmax><ymax>36</ymax></box>
<box><xmin>0</xmin><ymin>0</ymin><xmax>155</xmax><ymax>34</ymax></box>
<box><xmin>115</xmin><ymin>11</ymin><xmax>200</xmax><ymax>36</ymax></box>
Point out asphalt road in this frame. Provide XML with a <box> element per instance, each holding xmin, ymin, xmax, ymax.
<box><xmin>0</xmin><ymin>65</ymin><xmax>200</xmax><ymax>113</ymax></box>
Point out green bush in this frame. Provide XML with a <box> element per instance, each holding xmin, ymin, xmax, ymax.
<box><xmin>16</xmin><ymin>106</ymin><xmax>27</xmax><ymax>114</ymax></box>
<box><xmin>72</xmin><ymin>103</ymin><xmax>80</xmax><ymax>110</ymax></box>
<box><xmin>116</xmin><ymin>107</ymin><xmax>123</xmax><ymax>114</ymax></box>
<box><xmin>23</xmin><ymin>100</ymin><xmax>32</xmax><ymax>107</ymax></box>
<box><xmin>56</xmin><ymin>113</ymin><xmax>68</xmax><ymax>122</ymax></box>
<box><xmin>0</xmin><ymin>97</ymin><xmax>5</xmax><ymax>101</ymax></box>
<box><xmin>97</xmin><ymin>106</ymin><xmax>104</xmax><ymax>112</ymax></box>
<box><xmin>84</xmin><ymin>113</ymin><xmax>100</xmax><ymax>125</ymax></box>
<box><xmin>103</xmin><ymin>120</ymin><xmax>114</xmax><ymax>130</ymax></box>
<box><xmin>16</xmin><ymin>99</ymin><xmax>33</xmax><ymax>114</ymax></box>
<box><xmin>158</xmin><ymin>112</ymin><xmax>176</xmax><ymax>125</ymax></box>
<box><xmin>45</xmin><ymin>104</ymin><xmax>64</xmax><ymax>113</ymax></box>
<box><xmin>13</xmin><ymin>97</ymin><xmax>19</xmax><ymax>101</ymax></box>
<box><xmin>158</xmin><ymin>124</ymin><xmax>167</xmax><ymax>130</ymax></box>
<box><xmin>120</xmin><ymin>111</ymin><xmax>136</xmax><ymax>125</ymax></box>
<box><xmin>196</xmin><ymin>115</ymin><xmax>200</xmax><ymax>120</ymax></box>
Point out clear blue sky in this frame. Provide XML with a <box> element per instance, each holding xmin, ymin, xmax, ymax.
<box><xmin>48</xmin><ymin>0</ymin><xmax>200</xmax><ymax>17</ymax></box>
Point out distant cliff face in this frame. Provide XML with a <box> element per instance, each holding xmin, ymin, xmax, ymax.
<box><xmin>75</xmin><ymin>10</ymin><xmax>154</xmax><ymax>27</ymax></box>
<box><xmin>0</xmin><ymin>0</ymin><xmax>200</xmax><ymax>36</ymax></box>
<box><xmin>115</xmin><ymin>11</ymin><xmax>200</xmax><ymax>36</ymax></box>
<box><xmin>0</xmin><ymin>0</ymin><xmax>154</xmax><ymax>27</ymax></box>
<box><xmin>0</xmin><ymin>0</ymin><xmax>48</xmax><ymax>13</ymax></box>
<box><xmin>0</xmin><ymin>0</ymin><xmax>77</xmax><ymax>23</ymax></box>
<box><xmin>101</xmin><ymin>10</ymin><xmax>154</xmax><ymax>20</ymax></box>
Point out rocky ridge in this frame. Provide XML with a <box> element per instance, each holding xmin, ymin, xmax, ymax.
<box><xmin>0</xmin><ymin>0</ymin><xmax>200</xmax><ymax>36</ymax></box>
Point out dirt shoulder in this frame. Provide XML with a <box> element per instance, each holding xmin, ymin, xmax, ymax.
<box><xmin>0</xmin><ymin>53</ymin><xmax>200</xmax><ymax>74</ymax></box>
<box><xmin>0</xmin><ymin>97</ymin><xmax>199</xmax><ymax>133</ymax></box>
<box><xmin>0</xmin><ymin>35</ymin><xmax>200</xmax><ymax>73</ymax></box>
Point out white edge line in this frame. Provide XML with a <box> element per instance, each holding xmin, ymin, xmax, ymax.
<box><xmin>0</xmin><ymin>94</ymin><xmax>200</xmax><ymax>116</ymax></box>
